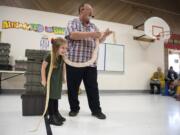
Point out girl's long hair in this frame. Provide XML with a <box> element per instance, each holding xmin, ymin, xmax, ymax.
<box><xmin>51</xmin><ymin>37</ymin><xmax>67</xmax><ymax>68</ymax></box>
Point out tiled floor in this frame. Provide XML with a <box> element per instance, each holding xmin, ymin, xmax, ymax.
<box><xmin>0</xmin><ymin>94</ymin><xmax>180</xmax><ymax>135</ymax></box>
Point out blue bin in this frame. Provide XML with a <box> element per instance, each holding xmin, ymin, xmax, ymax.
<box><xmin>164</xmin><ymin>82</ymin><xmax>169</xmax><ymax>96</ymax></box>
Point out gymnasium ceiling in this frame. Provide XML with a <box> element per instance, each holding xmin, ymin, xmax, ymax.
<box><xmin>0</xmin><ymin>0</ymin><xmax>180</xmax><ymax>32</ymax></box>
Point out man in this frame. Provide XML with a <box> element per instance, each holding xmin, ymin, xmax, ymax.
<box><xmin>166</xmin><ymin>66</ymin><xmax>178</xmax><ymax>96</ymax></box>
<box><xmin>150</xmin><ymin>67</ymin><xmax>165</xmax><ymax>94</ymax></box>
<box><xmin>65</xmin><ymin>3</ymin><xmax>112</xmax><ymax>119</ymax></box>
<box><xmin>167</xmin><ymin>66</ymin><xmax>178</xmax><ymax>81</ymax></box>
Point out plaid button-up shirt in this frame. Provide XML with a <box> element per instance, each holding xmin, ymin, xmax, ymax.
<box><xmin>65</xmin><ymin>18</ymin><xmax>98</xmax><ymax>67</ymax></box>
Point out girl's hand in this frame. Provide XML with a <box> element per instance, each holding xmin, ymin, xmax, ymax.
<box><xmin>41</xmin><ymin>80</ymin><xmax>47</xmax><ymax>87</ymax></box>
<box><xmin>62</xmin><ymin>63</ymin><xmax>67</xmax><ymax>84</ymax></box>
<box><xmin>62</xmin><ymin>77</ymin><xmax>66</xmax><ymax>84</ymax></box>
<box><xmin>62</xmin><ymin>80</ymin><xmax>66</xmax><ymax>84</ymax></box>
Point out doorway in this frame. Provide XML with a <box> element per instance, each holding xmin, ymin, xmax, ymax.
<box><xmin>168</xmin><ymin>49</ymin><xmax>180</xmax><ymax>74</ymax></box>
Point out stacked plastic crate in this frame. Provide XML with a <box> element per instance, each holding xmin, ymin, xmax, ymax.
<box><xmin>15</xmin><ymin>60</ymin><xmax>27</xmax><ymax>71</ymax></box>
<box><xmin>24</xmin><ymin>49</ymin><xmax>49</xmax><ymax>93</ymax></box>
<box><xmin>21</xmin><ymin>49</ymin><xmax>49</xmax><ymax>116</ymax></box>
<box><xmin>0</xmin><ymin>43</ymin><xmax>12</xmax><ymax>70</ymax></box>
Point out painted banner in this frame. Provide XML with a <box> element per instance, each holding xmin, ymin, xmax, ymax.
<box><xmin>1</xmin><ymin>20</ymin><xmax>65</xmax><ymax>35</ymax></box>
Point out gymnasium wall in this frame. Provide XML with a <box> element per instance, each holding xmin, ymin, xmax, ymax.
<box><xmin>0</xmin><ymin>6</ymin><xmax>164</xmax><ymax>91</ymax></box>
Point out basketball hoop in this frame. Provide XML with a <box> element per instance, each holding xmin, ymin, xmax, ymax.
<box><xmin>144</xmin><ymin>17</ymin><xmax>171</xmax><ymax>42</ymax></box>
<box><xmin>133</xmin><ymin>17</ymin><xmax>171</xmax><ymax>44</ymax></box>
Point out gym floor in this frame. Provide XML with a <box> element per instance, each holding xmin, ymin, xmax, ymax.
<box><xmin>0</xmin><ymin>94</ymin><xmax>180</xmax><ymax>135</ymax></box>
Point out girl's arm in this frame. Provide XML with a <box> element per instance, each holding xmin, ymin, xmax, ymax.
<box><xmin>41</xmin><ymin>61</ymin><xmax>48</xmax><ymax>87</ymax></box>
<box><xmin>62</xmin><ymin>63</ymin><xmax>66</xmax><ymax>84</ymax></box>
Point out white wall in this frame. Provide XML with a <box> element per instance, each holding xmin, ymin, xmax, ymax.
<box><xmin>0</xmin><ymin>6</ymin><xmax>164</xmax><ymax>90</ymax></box>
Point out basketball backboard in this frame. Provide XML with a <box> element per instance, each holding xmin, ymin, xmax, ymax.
<box><xmin>144</xmin><ymin>17</ymin><xmax>171</xmax><ymax>40</ymax></box>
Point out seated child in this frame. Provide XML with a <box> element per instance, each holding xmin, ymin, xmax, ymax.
<box><xmin>150</xmin><ymin>67</ymin><xmax>165</xmax><ymax>94</ymax></box>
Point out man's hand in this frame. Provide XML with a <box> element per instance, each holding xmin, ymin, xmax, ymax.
<box><xmin>99</xmin><ymin>28</ymin><xmax>113</xmax><ymax>43</ymax></box>
<box><xmin>104</xmin><ymin>28</ymin><xmax>113</xmax><ymax>37</ymax></box>
<box><xmin>62</xmin><ymin>78</ymin><xmax>67</xmax><ymax>84</ymax></box>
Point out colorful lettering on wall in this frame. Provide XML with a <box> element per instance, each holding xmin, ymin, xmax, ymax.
<box><xmin>165</xmin><ymin>34</ymin><xmax>180</xmax><ymax>50</ymax></box>
<box><xmin>45</xmin><ymin>26</ymin><xmax>65</xmax><ymax>35</ymax></box>
<box><xmin>2</xmin><ymin>20</ymin><xmax>65</xmax><ymax>35</ymax></box>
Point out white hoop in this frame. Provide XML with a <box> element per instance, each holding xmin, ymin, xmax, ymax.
<box><xmin>156</xmin><ymin>31</ymin><xmax>171</xmax><ymax>41</ymax></box>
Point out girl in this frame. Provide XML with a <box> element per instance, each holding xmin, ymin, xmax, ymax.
<box><xmin>41</xmin><ymin>37</ymin><xmax>67</xmax><ymax>126</ymax></box>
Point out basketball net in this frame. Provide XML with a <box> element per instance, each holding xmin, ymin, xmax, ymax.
<box><xmin>155</xmin><ymin>31</ymin><xmax>171</xmax><ymax>41</ymax></box>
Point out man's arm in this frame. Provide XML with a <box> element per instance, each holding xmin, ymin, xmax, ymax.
<box><xmin>66</xmin><ymin>20</ymin><xmax>102</xmax><ymax>40</ymax></box>
<box><xmin>67</xmin><ymin>21</ymin><xmax>112</xmax><ymax>41</ymax></box>
<box><xmin>70</xmin><ymin>31</ymin><xmax>101</xmax><ymax>40</ymax></box>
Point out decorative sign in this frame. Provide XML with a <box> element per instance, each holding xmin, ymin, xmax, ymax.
<box><xmin>40</xmin><ymin>35</ymin><xmax>49</xmax><ymax>50</ymax></box>
<box><xmin>1</xmin><ymin>20</ymin><xmax>65</xmax><ymax>35</ymax></box>
<box><xmin>165</xmin><ymin>34</ymin><xmax>180</xmax><ymax>50</ymax></box>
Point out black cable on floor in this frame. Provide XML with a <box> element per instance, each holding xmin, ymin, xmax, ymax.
<box><xmin>44</xmin><ymin>115</ymin><xmax>53</xmax><ymax>135</ymax></box>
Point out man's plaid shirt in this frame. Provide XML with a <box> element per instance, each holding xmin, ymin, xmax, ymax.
<box><xmin>65</xmin><ymin>18</ymin><xmax>98</xmax><ymax>67</ymax></box>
